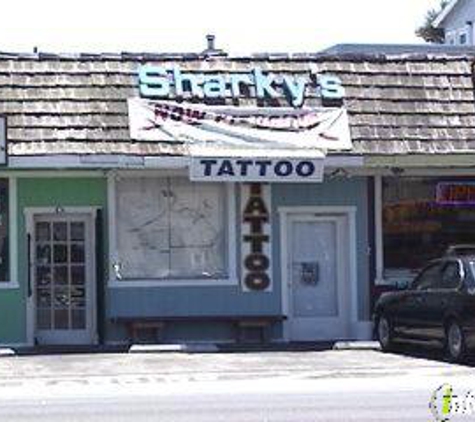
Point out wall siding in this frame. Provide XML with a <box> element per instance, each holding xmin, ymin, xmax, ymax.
<box><xmin>108</xmin><ymin>177</ymin><xmax>370</xmax><ymax>342</ymax></box>
<box><xmin>4</xmin><ymin>177</ymin><xmax>108</xmax><ymax>344</ymax></box>
<box><xmin>272</xmin><ymin>177</ymin><xmax>370</xmax><ymax>321</ymax></box>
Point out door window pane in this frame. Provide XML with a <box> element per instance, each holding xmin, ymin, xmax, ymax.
<box><xmin>71</xmin><ymin>287</ymin><xmax>85</xmax><ymax>308</ymax></box>
<box><xmin>71</xmin><ymin>310</ymin><xmax>86</xmax><ymax>329</ymax></box>
<box><xmin>54</xmin><ymin>287</ymin><xmax>70</xmax><ymax>307</ymax></box>
<box><xmin>36</xmin><ymin>266</ymin><xmax>52</xmax><ymax>287</ymax></box>
<box><xmin>70</xmin><ymin>222</ymin><xmax>85</xmax><ymax>241</ymax></box>
<box><xmin>36</xmin><ymin>289</ymin><xmax>51</xmax><ymax>307</ymax></box>
<box><xmin>53</xmin><ymin>244</ymin><xmax>68</xmax><ymax>264</ymax></box>
<box><xmin>36</xmin><ymin>222</ymin><xmax>50</xmax><ymax>242</ymax></box>
<box><xmin>37</xmin><ymin>309</ymin><xmax>51</xmax><ymax>330</ymax></box>
<box><xmin>53</xmin><ymin>222</ymin><xmax>68</xmax><ymax>241</ymax></box>
<box><xmin>71</xmin><ymin>265</ymin><xmax>85</xmax><ymax>285</ymax></box>
<box><xmin>54</xmin><ymin>309</ymin><xmax>69</xmax><ymax>329</ymax></box>
<box><xmin>71</xmin><ymin>244</ymin><xmax>85</xmax><ymax>263</ymax></box>
<box><xmin>53</xmin><ymin>266</ymin><xmax>68</xmax><ymax>286</ymax></box>
<box><xmin>36</xmin><ymin>244</ymin><xmax>51</xmax><ymax>265</ymax></box>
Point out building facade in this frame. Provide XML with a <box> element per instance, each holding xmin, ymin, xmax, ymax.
<box><xmin>0</xmin><ymin>50</ymin><xmax>474</xmax><ymax>347</ymax></box>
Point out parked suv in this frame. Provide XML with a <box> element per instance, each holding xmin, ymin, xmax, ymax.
<box><xmin>374</xmin><ymin>254</ymin><xmax>475</xmax><ymax>362</ymax></box>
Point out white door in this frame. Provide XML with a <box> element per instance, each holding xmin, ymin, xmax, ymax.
<box><xmin>286</xmin><ymin>214</ymin><xmax>349</xmax><ymax>341</ymax></box>
<box><xmin>33</xmin><ymin>213</ymin><xmax>96</xmax><ymax>345</ymax></box>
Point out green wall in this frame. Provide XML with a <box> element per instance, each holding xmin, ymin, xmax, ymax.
<box><xmin>0</xmin><ymin>176</ymin><xmax>107</xmax><ymax>345</ymax></box>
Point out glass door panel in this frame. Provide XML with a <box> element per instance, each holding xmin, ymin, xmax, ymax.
<box><xmin>34</xmin><ymin>216</ymin><xmax>91</xmax><ymax>344</ymax></box>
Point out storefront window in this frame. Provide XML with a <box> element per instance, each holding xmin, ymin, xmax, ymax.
<box><xmin>115</xmin><ymin>177</ymin><xmax>228</xmax><ymax>280</ymax></box>
<box><xmin>383</xmin><ymin>177</ymin><xmax>475</xmax><ymax>281</ymax></box>
<box><xmin>0</xmin><ymin>179</ymin><xmax>8</xmax><ymax>282</ymax></box>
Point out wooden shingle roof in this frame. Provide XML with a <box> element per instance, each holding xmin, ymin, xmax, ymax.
<box><xmin>0</xmin><ymin>51</ymin><xmax>474</xmax><ymax>157</ymax></box>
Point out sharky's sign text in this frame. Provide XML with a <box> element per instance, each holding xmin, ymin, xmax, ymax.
<box><xmin>139</xmin><ymin>65</ymin><xmax>345</xmax><ymax>107</ymax></box>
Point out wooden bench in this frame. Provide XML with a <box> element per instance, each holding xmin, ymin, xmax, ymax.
<box><xmin>111</xmin><ymin>315</ymin><xmax>286</xmax><ymax>344</ymax></box>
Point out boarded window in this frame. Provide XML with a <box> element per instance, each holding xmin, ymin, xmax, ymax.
<box><xmin>116</xmin><ymin>177</ymin><xmax>228</xmax><ymax>280</ymax></box>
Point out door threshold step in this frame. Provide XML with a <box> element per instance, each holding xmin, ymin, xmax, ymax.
<box><xmin>0</xmin><ymin>348</ymin><xmax>16</xmax><ymax>357</ymax></box>
<box><xmin>129</xmin><ymin>343</ymin><xmax>219</xmax><ymax>354</ymax></box>
<box><xmin>333</xmin><ymin>341</ymin><xmax>381</xmax><ymax>351</ymax></box>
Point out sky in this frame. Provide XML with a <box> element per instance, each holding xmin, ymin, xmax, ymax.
<box><xmin>2</xmin><ymin>0</ymin><xmax>440</xmax><ymax>54</ymax></box>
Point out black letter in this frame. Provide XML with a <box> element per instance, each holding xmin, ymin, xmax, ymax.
<box><xmin>200</xmin><ymin>159</ymin><xmax>217</xmax><ymax>176</ymax></box>
<box><xmin>255</xmin><ymin>160</ymin><xmax>272</xmax><ymax>176</ymax></box>
<box><xmin>235</xmin><ymin>160</ymin><xmax>253</xmax><ymax>176</ymax></box>
<box><xmin>217</xmin><ymin>160</ymin><xmax>235</xmax><ymax>176</ymax></box>
<box><xmin>245</xmin><ymin>272</ymin><xmax>271</xmax><ymax>291</ymax></box>
<box><xmin>296</xmin><ymin>161</ymin><xmax>315</xmax><ymax>177</ymax></box>
<box><xmin>274</xmin><ymin>160</ymin><xmax>293</xmax><ymax>177</ymax></box>
<box><xmin>244</xmin><ymin>253</ymin><xmax>270</xmax><ymax>272</ymax></box>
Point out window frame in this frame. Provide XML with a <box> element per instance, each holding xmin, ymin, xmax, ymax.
<box><xmin>438</xmin><ymin>260</ymin><xmax>464</xmax><ymax>291</ymax></box>
<box><xmin>458</xmin><ymin>28</ymin><xmax>470</xmax><ymax>45</ymax></box>
<box><xmin>445</xmin><ymin>30</ymin><xmax>456</xmax><ymax>45</ymax></box>
<box><xmin>0</xmin><ymin>177</ymin><xmax>17</xmax><ymax>289</ymax></box>
<box><xmin>108</xmin><ymin>172</ymin><xmax>238</xmax><ymax>287</ymax></box>
<box><xmin>411</xmin><ymin>261</ymin><xmax>442</xmax><ymax>291</ymax></box>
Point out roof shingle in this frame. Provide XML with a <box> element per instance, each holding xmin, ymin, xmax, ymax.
<box><xmin>0</xmin><ymin>50</ymin><xmax>474</xmax><ymax>157</ymax></box>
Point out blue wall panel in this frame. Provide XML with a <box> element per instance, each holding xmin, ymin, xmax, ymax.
<box><xmin>107</xmin><ymin>176</ymin><xmax>370</xmax><ymax>341</ymax></box>
<box><xmin>272</xmin><ymin>177</ymin><xmax>370</xmax><ymax>320</ymax></box>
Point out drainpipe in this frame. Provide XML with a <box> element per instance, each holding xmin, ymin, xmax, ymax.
<box><xmin>467</xmin><ymin>21</ymin><xmax>473</xmax><ymax>45</ymax></box>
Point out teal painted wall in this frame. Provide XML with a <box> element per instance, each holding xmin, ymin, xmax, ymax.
<box><xmin>0</xmin><ymin>289</ymin><xmax>24</xmax><ymax>343</ymax></box>
<box><xmin>0</xmin><ymin>177</ymin><xmax>107</xmax><ymax>345</ymax></box>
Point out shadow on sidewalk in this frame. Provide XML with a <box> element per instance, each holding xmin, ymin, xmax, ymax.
<box><xmin>11</xmin><ymin>341</ymin><xmax>337</xmax><ymax>356</ymax></box>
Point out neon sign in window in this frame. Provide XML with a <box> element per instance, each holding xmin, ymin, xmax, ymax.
<box><xmin>436</xmin><ymin>183</ymin><xmax>475</xmax><ymax>205</ymax></box>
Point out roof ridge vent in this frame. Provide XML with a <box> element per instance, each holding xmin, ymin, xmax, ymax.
<box><xmin>202</xmin><ymin>34</ymin><xmax>227</xmax><ymax>58</ymax></box>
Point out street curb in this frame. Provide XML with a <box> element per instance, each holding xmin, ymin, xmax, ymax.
<box><xmin>333</xmin><ymin>341</ymin><xmax>381</xmax><ymax>351</ymax></box>
<box><xmin>0</xmin><ymin>348</ymin><xmax>16</xmax><ymax>357</ymax></box>
<box><xmin>129</xmin><ymin>343</ymin><xmax>219</xmax><ymax>354</ymax></box>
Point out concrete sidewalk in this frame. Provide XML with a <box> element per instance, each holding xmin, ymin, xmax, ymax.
<box><xmin>0</xmin><ymin>348</ymin><xmax>472</xmax><ymax>385</ymax></box>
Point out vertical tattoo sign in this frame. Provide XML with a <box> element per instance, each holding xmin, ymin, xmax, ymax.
<box><xmin>241</xmin><ymin>183</ymin><xmax>272</xmax><ymax>292</ymax></box>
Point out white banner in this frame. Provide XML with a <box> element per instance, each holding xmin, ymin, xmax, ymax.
<box><xmin>128</xmin><ymin>98</ymin><xmax>352</xmax><ymax>151</ymax></box>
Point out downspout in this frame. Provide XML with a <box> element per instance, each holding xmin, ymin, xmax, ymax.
<box><xmin>467</xmin><ymin>21</ymin><xmax>473</xmax><ymax>45</ymax></box>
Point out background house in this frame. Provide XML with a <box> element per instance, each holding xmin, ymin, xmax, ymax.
<box><xmin>435</xmin><ymin>0</ymin><xmax>475</xmax><ymax>45</ymax></box>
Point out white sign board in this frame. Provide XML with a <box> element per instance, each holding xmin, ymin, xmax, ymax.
<box><xmin>128</xmin><ymin>98</ymin><xmax>352</xmax><ymax>151</ymax></box>
<box><xmin>241</xmin><ymin>184</ymin><xmax>272</xmax><ymax>292</ymax></box>
<box><xmin>190</xmin><ymin>156</ymin><xmax>324</xmax><ymax>183</ymax></box>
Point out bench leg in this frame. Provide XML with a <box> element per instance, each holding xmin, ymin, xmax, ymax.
<box><xmin>235</xmin><ymin>322</ymin><xmax>271</xmax><ymax>344</ymax></box>
<box><xmin>261</xmin><ymin>325</ymin><xmax>270</xmax><ymax>343</ymax></box>
<box><xmin>234</xmin><ymin>322</ymin><xmax>244</xmax><ymax>343</ymax></box>
<box><xmin>154</xmin><ymin>324</ymin><xmax>165</xmax><ymax>343</ymax></box>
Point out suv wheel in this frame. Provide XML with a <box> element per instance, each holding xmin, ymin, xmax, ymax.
<box><xmin>446</xmin><ymin>321</ymin><xmax>467</xmax><ymax>363</ymax></box>
<box><xmin>377</xmin><ymin>315</ymin><xmax>393</xmax><ymax>352</ymax></box>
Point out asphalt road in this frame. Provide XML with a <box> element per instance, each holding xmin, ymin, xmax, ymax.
<box><xmin>0</xmin><ymin>348</ymin><xmax>474</xmax><ymax>421</ymax></box>
<box><xmin>0</xmin><ymin>390</ymin><xmax>431</xmax><ymax>422</ymax></box>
